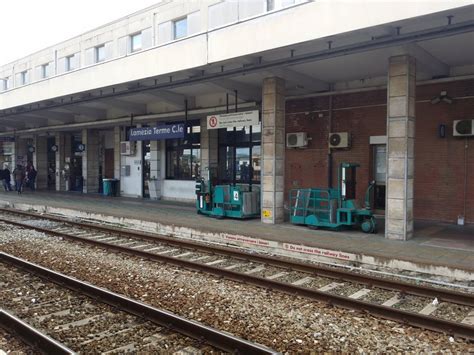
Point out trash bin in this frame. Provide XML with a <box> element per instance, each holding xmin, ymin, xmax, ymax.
<box><xmin>103</xmin><ymin>179</ymin><xmax>113</xmax><ymax>196</ymax></box>
<box><xmin>103</xmin><ymin>179</ymin><xmax>119</xmax><ymax>196</ymax></box>
<box><xmin>110</xmin><ymin>179</ymin><xmax>119</xmax><ymax>197</ymax></box>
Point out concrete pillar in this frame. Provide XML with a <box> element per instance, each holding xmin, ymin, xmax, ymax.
<box><xmin>261</xmin><ymin>77</ymin><xmax>285</xmax><ymax>224</ymax></box>
<box><xmin>55</xmin><ymin>132</ymin><xmax>66</xmax><ymax>191</ymax></box>
<box><xmin>113</xmin><ymin>126</ymin><xmax>122</xmax><ymax>179</ymax></box>
<box><xmin>200</xmin><ymin>116</ymin><xmax>218</xmax><ymax>177</ymax></box>
<box><xmin>82</xmin><ymin>129</ymin><xmax>100</xmax><ymax>193</ymax></box>
<box><xmin>149</xmin><ymin>140</ymin><xmax>162</xmax><ymax>199</ymax></box>
<box><xmin>33</xmin><ymin>135</ymin><xmax>48</xmax><ymax>189</ymax></box>
<box><xmin>386</xmin><ymin>55</ymin><xmax>416</xmax><ymax>240</ymax></box>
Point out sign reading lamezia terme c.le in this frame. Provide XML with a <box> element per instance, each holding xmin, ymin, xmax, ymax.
<box><xmin>129</xmin><ymin>124</ymin><xmax>185</xmax><ymax>141</ymax></box>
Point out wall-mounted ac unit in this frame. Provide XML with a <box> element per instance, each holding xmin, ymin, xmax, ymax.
<box><xmin>120</xmin><ymin>141</ymin><xmax>135</xmax><ymax>155</ymax></box>
<box><xmin>453</xmin><ymin>119</ymin><xmax>474</xmax><ymax>137</ymax></box>
<box><xmin>329</xmin><ymin>132</ymin><xmax>350</xmax><ymax>149</ymax></box>
<box><xmin>286</xmin><ymin>132</ymin><xmax>309</xmax><ymax>148</ymax></box>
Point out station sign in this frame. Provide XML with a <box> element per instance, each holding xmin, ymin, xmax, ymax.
<box><xmin>129</xmin><ymin>124</ymin><xmax>185</xmax><ymax>141</ymax></box>
<box><xmin>207</xmin><ymin>110</ymin><xmax>259</xmax><ymax>130</ymax></box>
<box><xmin>0</xmin><ymin>136</ymin><xmax>15</xmax><ymax>142</ymax></box>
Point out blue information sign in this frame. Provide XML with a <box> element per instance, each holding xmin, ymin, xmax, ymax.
<box><xmin>0</xmin><ymin>137</ymin><xmax>15</xmax><ymax>142</ymax></box>
<box><xmin>129</xmin><ymin>124</ymin><xmax>185</xmax><ymax>141</ymax></box>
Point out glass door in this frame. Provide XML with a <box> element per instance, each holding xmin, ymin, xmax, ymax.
<box><xmin>373</xmin><ymin>145</ymin><xmax>386</xmax><ymax>210</ymax></box>
<box><xmin>142</xmin><ymin>140</ymin><xmax>150</xmax><ymax>198</ymax></box>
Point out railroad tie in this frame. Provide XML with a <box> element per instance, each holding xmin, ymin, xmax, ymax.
<box><xmin>318</xmin><ymin>282</ymin><xmax>344</xmax><ymax>292</ymax></box>
<box><xmin>291</xmin><ymin>276</ymin><xmax>313</xmax><ymax>286</ymax></box>
<box><xmin>382</xmin><ymin>295</ymin><xmax>401</xmax><ymax>307</ymax></box>
<box><xmin>419</xmin><ymin>302</ymin><xmax>439</xmax><ymax>316</ymax></box>
<box><xmin>245</xmin><ymin>265</ymin><xmax>266</xmax><ymax>275</ymax></box>
<box><xmin>115</xmin><ymin>241</ymin><xmax>137</xmax><ymax>247</ymax></box>
<box><xmin>266</xmin><ymin>271</ymin><xmax>289</xmax><ymax>280</ymax></box>
<box><xmin>189</xmin><ymin>255</ymin><xmax>211</xmax><ymax>262</ymax></box>
<box><xmin>94</xmin><ymin>237</ymin><xmax>118</xmax><ymax>242</ymax></box>
<box><xmin>156</xmin><ymin>248</ymin><xmax>178</xmax><ymax>255</ymax></box>
<box><xmin>461</xmin><ymin>310</ymin><xmax>474</xmax><ymax>325</ymax></box>
<box><xmin>143</xmin><ymin>246</ymin><xmax>166</xmax><ymax>252</ymax></box>
<box><xmin>348</xmin><ymin>288</ymin><xmax>371</xmax><ymax>300</ymax></box>
<box><xmin>205</xmin><ymin>259</ymin><xmax>227</xmax><ymax>266</ymax></box>
<box><xmin>130</xmin><ymin>244</ymin><xmax>151</xmax><ymax>250</ymax></box>
<box><xmin>174</xmin><ymin>252</ymin><xmax>193</xmax><ymax>258</ymax></box>
<box><xmin>87</xmin><ymin>234</ymin><xmax>107</xmax><ymax>240</ymax></box>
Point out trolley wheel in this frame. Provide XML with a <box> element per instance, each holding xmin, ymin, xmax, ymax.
<box><xmin>361</xmin><ymin>216</ymin><xmax>376</xmax><ymax>233</ymax></box>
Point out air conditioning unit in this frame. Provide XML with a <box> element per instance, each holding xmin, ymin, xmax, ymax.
<box><xmin>329</xmin><ymin>132</ymin><xmax>350</xmax><ymax>149</ymax></box>
<box><xmin>120</xmin><ymin>141</ymin><xmax>136</xmax><ymax>155</ymax></box>
<box><xmin>286</xmin><ymin>132</ymin><xmax>309</xmax><ymax>148</ymax></box>
<box><xmin>453</xmin><ymin>119</ymin><xmax>474</xmax><ymax>137</ymax></box>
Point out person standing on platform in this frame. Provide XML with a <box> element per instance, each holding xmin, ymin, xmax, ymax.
<box><xmin>26</xmin><ymin>162</ymin><xmax>37</xmax><ymax>191</ymax></box>
<box><xmin>0</xmin><ymin>167</ymin><xmax>5</xmax><ymax>190</ymax></box>
<box><xmin>13</xmin><ymin>164</ymin><xmax>26</xmax><ymax>195</ymax></box>
<box><xmin>1</xmin><ymin>165</ymin><xmax>12</xmax><ymax>191</ymax></box>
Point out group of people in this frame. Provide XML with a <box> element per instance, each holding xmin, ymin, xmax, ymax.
<box><xmin>0</xmin><ymin>162</ymin><xmax>37</xmax><ymax>194</ymax></box>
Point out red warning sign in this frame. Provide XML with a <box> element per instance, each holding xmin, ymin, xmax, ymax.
<box><xmin>208</xmin><ymin>115</ymin><xmax>218</xmax><ymax>128</ymax></box>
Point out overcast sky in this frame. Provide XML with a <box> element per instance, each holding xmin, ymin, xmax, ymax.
<box><xmin>0</xmin><ymin>0</ymin><xmax>160</xmax><ymax>66</ymax></box>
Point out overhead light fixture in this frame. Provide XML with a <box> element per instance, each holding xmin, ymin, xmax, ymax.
<box><xmin>430</xmin><ymin>91</ymin><xmax>453</xmax><ymax>105</ymax></box>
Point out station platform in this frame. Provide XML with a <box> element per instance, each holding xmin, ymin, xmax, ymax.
<box><xmin>0</xmin><ymin>190</ymin><xmax>472</xmax><ymax>281</ymax></box>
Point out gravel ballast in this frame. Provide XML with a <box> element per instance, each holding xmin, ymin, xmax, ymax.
<box><xmin>0</xmin><ymin>223</ymin><xmax>473</xmax><ymax>353</ymax></box>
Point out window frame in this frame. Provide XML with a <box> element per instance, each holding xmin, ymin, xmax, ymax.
<box><xmin>20</xmin><ymin>71</ymin><xmax>28</xmax><ymax>85</ymax></box>
<box><xmin>95</xmin><ymin>44</ymin><xmax>106</xmax><ymax>63</ymax></box>
<box><xmin>130</xmin><ymin>32</ymin><xmax>143</xmax><ymax>53</ymax></box>
<box><xmin>173</xmin><ymin>17</ymin><xmax>188</xmax><ymax>40</ymax></box>
<box><xmin>218</xmin><ymin>123</ymin><xmax>262</xmax><ymax>185</ymax></box>
<box><xmin>41</xmin><ymin>63</ymin><xmax>49</xmax><ymax>79</ymax></box>
<box><xmin>65</xmin><ymin>54</ymin><xmax>75</xmax><ymax>71</ymax></box>
<box><xmin>165</xmin><ymin>120</ymin><xmax>201</xmax><ymax>180</ymax></box>
<box><xmin>0</xmin><ymin>78</ymin><xmax>8</xmax><ymax>91</ymax></box>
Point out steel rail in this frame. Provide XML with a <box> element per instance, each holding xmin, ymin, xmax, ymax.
<box><xmin>0</xmin><ymin>252</ymin><xmax>276</xmax><ymax>354</ymax></box>
<box><xmin>0</xmin><ymin>215</ymin><xmax>473</xmax><ymax>340</ymax></box>
<box><xmin>0</xmin><ymin>309</ymin><xmax>75</xmax><ymax>355</ymax></box>
<box><xmin>0</xmin><ymin>209</ymin><xmax>472</xmax><ymax>307</ymax></box>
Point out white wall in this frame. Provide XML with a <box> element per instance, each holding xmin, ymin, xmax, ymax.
<box><xmin>2</xmin><ymin>0</ymin><xmax>472</xmax><ymax>108</ymax></box>
<box><xmin>162</xmin><ymin>180</ymin><xmax>196</xmax><ymax>202</ymax></box>
<box><xmin>120</xmin><ymin>142</ymin><xmax>143</xmax><ymax>197</ymax></box>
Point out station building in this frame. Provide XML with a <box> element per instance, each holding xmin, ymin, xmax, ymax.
<box><xmin>1</xmin><ymin>0</ymin><xmax>473</xmax><ymax>241</ymax></box>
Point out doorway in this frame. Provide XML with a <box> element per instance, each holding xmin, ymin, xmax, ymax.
<box><xmin>372</xmin><ymin>145</ymin><xmax>386</xmax><ymax>211</ymax></box>
<box><xmin>142</xmin><ymin>140</ymin><xmax>150</xmax><ymax>198</ymax></box>
<box><xmin>104</xmin><ymin>149</ymin><xmax>114</xmax><ymax>178</ymax></box>
<box><xmin>47</xmin><ymin>137</ymin><xmax>56</xmax><ymax>190</ymax></box>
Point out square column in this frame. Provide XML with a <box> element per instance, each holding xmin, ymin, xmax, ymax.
<box><xmin>149</xmin><ymin>140</ymin><xmax>162</xmax><ymax>199</ymax></box>
<box><xmin>200</xmin><ymin>116</ymin><xmax>218</xmax><ymax>176</ymax></box>
<box><xmin>82</xmin><ymin>129</ymin><xmax>100</xmax><ymax>193</ymax></box>
<box><xmin>33</xmin><ymin>135</ymin><xmax>48</xmax><ymax>189</ymax></box>
<box><xmin>113</xmin><ymin>126</ymin><xmax>122</xmax><ymax>179</ymax></box>
<box><xmin>261</xmin><ymin>77</ymin><xmax>285</xmax><ymax>224</ymax></box>
<box><xmin>55</xmin><ymin>132</ymin><xmax>66</xmax><ymax>191</ymax></box>
<box><xmin>386</xmin><ymin>55</ymin><xmax>416</xmax><ymax>240</ymax></box>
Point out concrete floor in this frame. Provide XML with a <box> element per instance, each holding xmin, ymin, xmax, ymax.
<box><xmin>0</xmin><ymin>190</ymin><xmax>472</xmax><ymax>273</ymax></box>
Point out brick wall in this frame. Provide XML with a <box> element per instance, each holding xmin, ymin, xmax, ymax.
<box><xmin>285</xmin><ymin>79</ymin><xmax>474</xmax><ymax>224</ymax></box>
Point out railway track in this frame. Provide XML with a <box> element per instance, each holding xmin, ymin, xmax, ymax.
<box><xmin>1</xmin><ymin>208</ymin><xmax>473</xmax><ymax>341</ymax></box>
<box><xmin>0</xmin><ymin>252</ymin><xmax>275</xmax><ymax>354</ymax></box>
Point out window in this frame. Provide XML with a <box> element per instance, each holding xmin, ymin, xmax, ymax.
<box><xmin>267</xmin><ymin>0</ymin><xmax>275</xmax><ymax>11</ymax></box>
<box><xmin>166</xmin><ymin>121</ymin><xmax>201</xmax><ymax>180</ymax></box>
<box><xmin>20</xmin><ymin>71</ymin><xmax>28</xmax><ymax>85</ymax></box>
<box><xmin>1</xmin><ymin>78</ymin><xmax>8</xmax><ymax>91</ymax></box>
<box><xmin>130</xmin><ymin>32</ymin><xmax>142</xmax><ymax>52</ymax></box>
<box><xmin>66</xmin><ymin>55</ymin><xmax>76</xmax><ymax>71</ymax></box>
<box><xmin>41</xmin><ymin>63</ymin><xmax>49</xmax><ymax>78</ymax></box>
<box><xmin>95</xmin><ymin>44</ymin><xmax>105</xmax><ymax>63</ymax></box>
<box><xmin>218</xmin><ymin>124</ymin><xmax>261</xmax><ymax>185</ymax></box>
<box><xmin>173</xmin><ymin>17</ymin><xmax>187</xmax><ymax>39</ymax></box>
